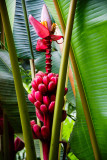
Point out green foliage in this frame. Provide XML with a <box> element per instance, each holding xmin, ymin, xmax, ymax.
<box><xmin>44</xmin><ymin>0</ymin><xmax>107</xmax><ymax>159</ymax></box>
<box><xmin>67</xmin><ymin>152</ymin><xmax>78</xmax><ymax>160</ymax></box>
<box><xmin>62</xmin><ymin>117</ymin><xmax>74</xmax><ymax>142</ymax></box>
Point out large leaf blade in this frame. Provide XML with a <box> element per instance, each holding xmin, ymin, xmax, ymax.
<box><xmin>44</xmin><ymin>0</ymin><xmax>107</xmax><ymax>159</ymax></box>
<box><xmin>70</xmin><ymin>0</ymin><xmax>107</xmax><ymax>159</ymax></box>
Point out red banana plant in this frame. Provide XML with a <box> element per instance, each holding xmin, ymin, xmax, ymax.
<box><xmin>28</xmin><ymin>4</ymin><xmax>67</xmax><ymax>160</ymax></box>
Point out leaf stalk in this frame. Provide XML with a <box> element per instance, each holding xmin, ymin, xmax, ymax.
<box><xmin>49</xmin><ymin>0</ymin><xmax>77</xmax><ymax>159</ymax></box>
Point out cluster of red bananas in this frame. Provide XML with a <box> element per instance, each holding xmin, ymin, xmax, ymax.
<box><xmin>28</xmin><ymin>71</ymin><xmax>68</xmax><ymax>160</ymax></box>
<box><xmin>28</xmin><ymin>71</ymin><xmax>68</xmax><ymax>139</ymax></box>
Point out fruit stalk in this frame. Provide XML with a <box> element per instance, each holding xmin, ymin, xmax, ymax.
<box><xmin>45</xmin><ymin>37</ymin><xmax>52</xmax><ymax>73</ymax></box>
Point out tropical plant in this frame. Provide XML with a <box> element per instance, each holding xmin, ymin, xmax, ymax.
<box><xmin>0</xmin><ymin>0</ymin><xmax>107</xmax><ymax>160</ymax></box>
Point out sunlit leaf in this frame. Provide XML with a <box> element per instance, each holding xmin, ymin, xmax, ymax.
<box><xmin>44</xmin><ymin>0</ymin><xmax>107</xmax><ymax>159</ymax></box>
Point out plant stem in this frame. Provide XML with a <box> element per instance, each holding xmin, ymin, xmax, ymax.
<box><xmin>49</xmin><ymin>1</ymin><xmax>77</xmax><ymax>160</ymax></box>
<box><xmin>58</xmin><ymin>66</ymin><xmax>69</xmax><ymax>160</ymax></box>
<box><xmin>21</xmin><ymin>0</ymin><xmax>34</xmax><ymax>59</ymax></box>
<box><xmin>0</xmin><ymin>1</ymin><xmax>36</xmax><ymax>160</ymax></box>
<box><xmin>53</xmin><ymin>0</ymin><xmax>101</xmax><ymax>159</ymax></box>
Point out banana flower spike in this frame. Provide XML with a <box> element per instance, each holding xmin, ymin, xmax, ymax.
<box><xmin>29</xmin><ymin>4</ymin><xmax>63</xmax><ymax>41</ymax></box>
<box><xmin>29</xmin><ymin>4</ymin><xmax>63</xmax><ymax>73</ymax></box>
<box><xmin>29</xmin><ymin>15</ymin><xmax>63</xmax><ymax>47</ymax></box>
<box><xmin>41</xmin><ymin>4</ymin><xmax>52</xmax><ymax>32</ymax></box>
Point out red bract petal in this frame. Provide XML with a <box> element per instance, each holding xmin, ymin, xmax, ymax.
<box><xmin>14</xmin><ymin>137</ymin><xmax>24</xmax><ymax>153</ymax></box>
<box><xmin>36</xmin><ymin>39</ymin><xmax>48</xmax><ymax>52</ymax></box>
<box><xmin>41</xmin><ymin>4</ymin><xmax>52</xmax><ymax>31</ymax></box>
<box><xmin>51</xmin><ymin>35</ymin><xmax>63</xmax><ymax>41</ymax></box>
<box><xmin>29</xmin><ymin>15</ymin><xmax>50</xmax><ymax>38</ymax></box>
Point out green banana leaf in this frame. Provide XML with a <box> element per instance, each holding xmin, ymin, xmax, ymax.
<box><xmin>0</xmin><ymin>49</ymin><xmax>36</xmax><ymax>133</ymax></box>
<box><xmin>44</xmin><ymin>0</ymin><xmax>107</xmax><ymax>159</ymax></box>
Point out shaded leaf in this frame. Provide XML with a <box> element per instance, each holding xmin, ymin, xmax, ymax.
<box><xmin>0</xmin><ymin>50</ymin><xmax>36</xmax><ymax>133</ymax></box>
